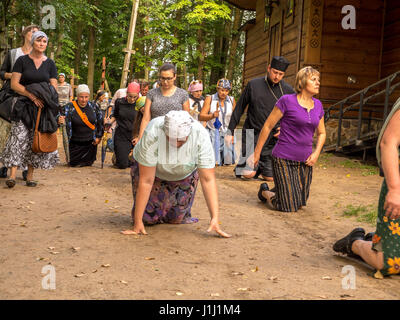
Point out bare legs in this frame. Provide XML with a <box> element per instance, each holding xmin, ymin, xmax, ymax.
<box><xmin>352</xmin><ymin>240</ymin><xmax>384</xmax><ymax>270</ymax></box>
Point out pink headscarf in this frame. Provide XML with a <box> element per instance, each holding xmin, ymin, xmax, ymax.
<box><xmin>188</xmin><ymin>80</ymin><xmax>203</xmax><ymax>92</ymax></box>
<box><xmin>127</xmin><ymin>82</ymin><xmax>140</xmax><ymax>94</ymax></box>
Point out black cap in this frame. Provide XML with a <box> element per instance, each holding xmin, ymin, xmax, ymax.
<box><xmin>270</xmin><ymin>56</ymin><xmax>290</xmax><ymax>72</ymax></box>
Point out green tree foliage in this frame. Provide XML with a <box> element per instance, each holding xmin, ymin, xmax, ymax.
<box><xmin>1</xmin><ymin>0</ymin><xmax>255</xmax><ymax>98</ymax></box>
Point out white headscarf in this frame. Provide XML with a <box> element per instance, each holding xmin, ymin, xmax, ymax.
<box><xmin>164</xmin><ymin>111</ymin><xmax>194</xmax><ymax>141</ymax></box>
<box><xmin>76</xmin><ymin>84</ymin><xmax>90</xmax><ymax>96</ymax></box>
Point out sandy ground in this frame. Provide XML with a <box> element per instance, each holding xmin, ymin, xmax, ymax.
<box><xmin>0</xmin><ymin>136</ymin><xmax>399</xmax><ymax>300</ymax></box>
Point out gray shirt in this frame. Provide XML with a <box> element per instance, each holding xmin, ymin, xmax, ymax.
<box><xmin>147</xmin><ymin>87</ymin><xmax>189</xmax><ymax>119</ymax></box>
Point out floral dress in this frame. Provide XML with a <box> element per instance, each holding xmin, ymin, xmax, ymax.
<box><xmin>372</xmin><ymin>98</ymin><xmax>400</xmax><ymax>276</ymax></box>
<box><xmin>372</xmin><ymin>180</ymin><xmax>400</xmax><ymax>276</ymax></box>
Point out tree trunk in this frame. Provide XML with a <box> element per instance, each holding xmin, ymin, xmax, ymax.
<box><xmin>209</xmin><ymin>30</ymin><xmax>223</xmax><ymax>87</ymax></box>
<box><xmin>87</xmin><ymin>26</ymin><xmax>96</xmax><ymax>99</ymax></box>
<box><xmin>197</xmin><ymin>27</ymin><xmax>206</xmax><ymax>83</ymax></box>
<box><xmin>173</xmin><ymin>9</ymin><xmax>182</xmax><ymax>88</ymax></box>
<box><xmin>226</xmin><ymin>7</ymin><xmax>244</xmax><ymax>80</ymax></box>
<box><xmin>55</xmin><ymin>18</ymin><xmax>64</xmax><ymax>60</ymax></box>
<box><xmin>74</xmin><ymin>21</ymin><xmax>83</xmax><ymax>84</ymax></box>
<box><xmin>220</xmin><ymin>14</ymin><xmax>232</xmax><ymax>79</ymax></box>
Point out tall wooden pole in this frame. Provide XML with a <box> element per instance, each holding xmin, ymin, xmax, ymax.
<box><xmin>120</xmin><ymin>0</ymin><xmax>140</xmax><ymax>89</ymax></box>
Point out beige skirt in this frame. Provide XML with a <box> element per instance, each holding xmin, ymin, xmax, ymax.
<box><xmin>0</xmin><ymin>117</ymin><xmax>11</xmax><ymax>154</ymax></box>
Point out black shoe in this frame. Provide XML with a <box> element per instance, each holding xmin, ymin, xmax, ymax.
<box><xmin>258</xmin><ymin>183</ymin><xmax>269</xmax><ymax>203</ymax></box>
<box><xmin>364</xmin><ymin>232</ymin><xmax>374</xmax><ymax>242</ymax></box>
<box><xmin>6</xmin><ymin>179</ymin><xmax>16</xmax><ymax>188</ymax></box>
<box><xmin>22</xmin><ymin>170</ymin><xmax>28</xmax><ymax>181</ymax></box>
<box><xmin>0</xmin><ymin>167</ymin><xmax>7</xmax><ymax>178</ymax></box>
<box><xmin>333</xmin><ymin>228</ymin><xmax>365</xmax><ymax>255</ymax></box>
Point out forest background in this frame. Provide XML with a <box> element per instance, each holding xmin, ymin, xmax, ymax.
<box><xmin>0</xmin><ymin>0</ymin><xmax>255</xmax><ymax>98</ymax></box>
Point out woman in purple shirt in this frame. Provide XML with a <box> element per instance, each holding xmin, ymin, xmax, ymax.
<box><xmin>249</xmin><ymin>66</ymin><xmax>326</xmax><ymax>212</ymax></box>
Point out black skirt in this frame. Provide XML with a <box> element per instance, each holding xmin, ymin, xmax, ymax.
<box><xmin>69</xmin><ymin>140</ymin><xmax>97</xmax><ymax>167</ymax></box>
<box><xmin>113</xmin><ymin>127</ymin><xmax>133</xmax><ymax>169</ymax></box>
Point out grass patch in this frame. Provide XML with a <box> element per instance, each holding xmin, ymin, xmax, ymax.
<box><xmin>339</xmin><ymin>159</ymin><xmax>379</xmax><ymax>176</ymax></box>
<box><xmin>342</xmin><ymin>204</ymin><xmax>378</xmax><ymax>225</ymax></box>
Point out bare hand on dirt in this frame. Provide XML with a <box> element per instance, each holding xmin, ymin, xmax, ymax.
<box><xmin>121</xmin><ymin>222</ymin><xmax>148</xmax><ymax>235</ymax></box>
<box><xmin>207</xmin><ymin>218</ymin><xmax>231</xmax><ymax>238</ymax></box>
<box><xmin>384</xmin><ymin>189</ymin><xmax>400</xmax><ymax>220</ymax></box>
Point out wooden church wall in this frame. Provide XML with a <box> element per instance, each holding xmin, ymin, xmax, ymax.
<box><xmin>243</xmin><ymin>0</ymin><xmax>306</xmax><ymax>87</ymax></box>
<box><xmin>318</xmin><ymin>0</ymin><xmax>384</xmax><ymax>103</ymax></box>
<box><xmin>381</xmin><ymin>0</ymin><xmax>400</xmax><ymax>78</ymax></box>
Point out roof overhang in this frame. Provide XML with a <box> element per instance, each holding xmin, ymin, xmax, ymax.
<box><xmin>225</xmin><ymin>0</ymin><xmax>257</xmax><ymax>11</ymax></box>
<box><xmin>239</xmin><ymin>18</ymin><xmax>256</xmax><ymax>31</ymax></box>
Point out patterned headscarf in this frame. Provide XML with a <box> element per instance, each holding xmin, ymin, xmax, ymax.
<box><xmin>188</xmin><ymin>80</ymin><xmax>203</xmax><ymax>92</ymax></box>
<box><xmin>31</xmin><ymin>31</ymin><xmax>48</xmax><ymax>45</ymax></box>
<box><xmin>217</xmin><ymin>78</ymin><xmax>231</xmax><ymax>90</ymax></box>
<box><xmin>163</xmin><ymin>111</ymin><xmax>194</xmax><ymax>141</ymax></box>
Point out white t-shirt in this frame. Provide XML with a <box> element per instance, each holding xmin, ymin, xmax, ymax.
<box><xmin>133</xmin><ymin>116</ymin><xmax>215</xmax><ymax>181</ymax></box>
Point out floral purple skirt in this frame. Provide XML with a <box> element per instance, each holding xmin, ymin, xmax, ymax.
<box><xmin>130</xmin><ymin>160</ymin><xmax>200</xmax><ymax>225</ymax></box>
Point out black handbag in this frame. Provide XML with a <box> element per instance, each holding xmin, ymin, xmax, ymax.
<box><xmin>0</xmin><ymin>82</ymin><xmax>16</xmax><ymax>122</ymax></box>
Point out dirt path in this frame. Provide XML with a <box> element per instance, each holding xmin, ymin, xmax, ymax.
<box><xmin>0</xmin><ymin>143</ymin><xmax>399</xmax><ymax>300</ymax></box>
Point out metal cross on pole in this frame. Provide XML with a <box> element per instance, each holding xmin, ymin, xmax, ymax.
<box><xmin>120</xmin><ymin>0</ymin><xmax>140</xmax><ymax>89</ymax></box>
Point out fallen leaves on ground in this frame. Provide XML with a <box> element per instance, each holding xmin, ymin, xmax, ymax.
<box><xmin>74</xmin><ymin>273</ymin><xmax>85</xmax><ymax>278</ymax></box>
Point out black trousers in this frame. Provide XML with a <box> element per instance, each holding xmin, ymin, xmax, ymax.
<box><xmin>69</xmin><ymin>140</ymin><xmax>97</xmax><ymax>167</ymax></box>
<box><xmin>234</xmin><ymin>128</ymin><xmax>276</xmax><ymax>177</ymax></box>
<box><xmin>113</xmin><ymin>128</ymin><xmax>133</xmax><ymax>169</ymax></box>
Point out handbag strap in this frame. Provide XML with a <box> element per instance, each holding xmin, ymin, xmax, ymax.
<box><xmin>34</xmin><ymin>105</ymin><xmax>42</xmax><ymax>133</ymax></box>
<box><xmin>72</xmin><ymin>101</ymin><xmax>95</xmax><ymax>130</ymax></box>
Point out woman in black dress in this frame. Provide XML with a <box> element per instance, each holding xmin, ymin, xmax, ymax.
<box><xmin>0</xmin><ymin>25</ymin><xmax>39</xmax><ymax>180</ymax></box>
<box><xmin>0</xmin><ymin>31</ymin><xmax>59</xmax><ymax>188</ymax></box>
<box><xmin>58</xmin><ymin>84</ymin><xmax>104</xmax><ymax>167</ymax></box>
<box><xmin>109</xmin><ymin>82</ymin><xmax>140</xmax><ymax>169</ymax></box>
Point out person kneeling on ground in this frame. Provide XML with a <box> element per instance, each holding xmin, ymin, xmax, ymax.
<box><xmin>109</xmin><ymin>82</ymin><xmax>140</xmax><ymax>169</ymax></box>
<box><xmin>121</xmin><ymin>110</ymin><xmax>231</xmax><ymax>238</ymax></box>
<box><xmin>58</xmin><ymin>84</ymin><xmax>103</xmax><ymax>167</ymax></box>
<box><xmin>249</xmin><ymin>66</ymin><xmax>326</xmax><ymax>212</ymax></box>
<box><xmin>333</xmin><ymin>97</ymin><xmax>400</xmax><ymax>278</ymax></box>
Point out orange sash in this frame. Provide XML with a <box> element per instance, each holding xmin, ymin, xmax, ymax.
<box><xmin>72</xmin><ymin>101</ymin><xmax>95</xmax><ymax>130</ymax></box>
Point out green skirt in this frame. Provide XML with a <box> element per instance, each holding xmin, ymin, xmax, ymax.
<box><xmin>372</xmin><ymin>179</ymin><xmax>400</xmax><ymax>276</ymax></box>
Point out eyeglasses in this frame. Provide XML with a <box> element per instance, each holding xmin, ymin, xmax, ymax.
<box><xmin>160</xmin><ymin>77</ymin><xmax>174</xmax><ymax>82</ymax></box>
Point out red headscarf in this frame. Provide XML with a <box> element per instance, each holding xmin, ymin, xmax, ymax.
<box><xmin>127</xmin><ymin>82</ymin><xmax>140</xmax><ymax>94</ymax></box>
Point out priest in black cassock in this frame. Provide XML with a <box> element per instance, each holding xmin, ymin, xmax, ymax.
<box><xmin>227</xmin><ymin>56</ymin><xmax>295</xmax><ymax>182</ymax></box>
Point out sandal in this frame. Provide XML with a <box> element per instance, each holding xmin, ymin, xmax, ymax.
<box><xmin>26</xmin><ymin>180</ymin><xmax>38</xmax><ymax>187</ymax></box>
<box><xmin>6</xmin><ymin>179</ymin><xmax>16</xmax><ymax>188</ymax></box>
<box><xmin>258</xmin><ymin>183</ymin><xmax>269</xmax><ymax>203</ymax></box>
<box><xmin>333</xmin><ymin>228</ymin><xmax>365</xmax><ymax>255</ymax></box>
